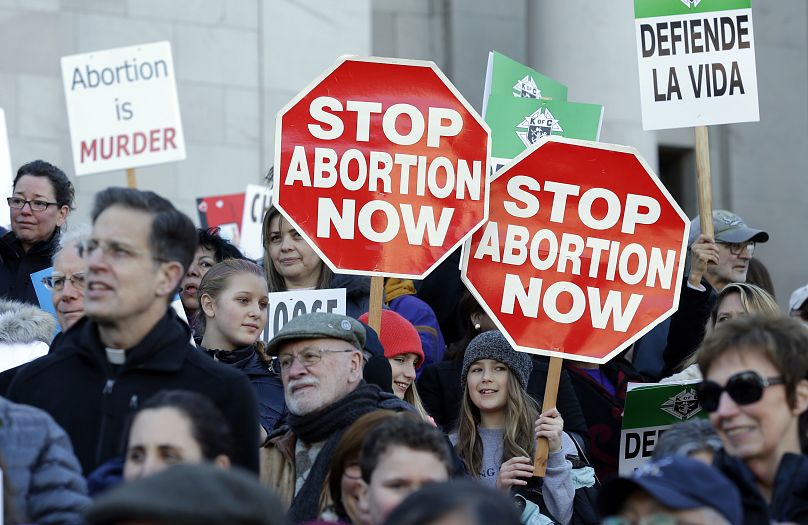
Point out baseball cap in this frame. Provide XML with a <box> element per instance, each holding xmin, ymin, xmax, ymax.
<box><xmin>789</xmin><ymin>284</ymin><xmax>808</xmax><ymax>313</ymax></box>
<box><xmin>266</xmin><ymin>311</ymin><xmax>366</xmax><ymax>356</ymax></box>
<box><xmin>598</xmin><ymin>456</ymin><xmax>742</xmax><ymax>525</ymax></box>
<box><xmin>688</xmin><ymin>210</ymin><xmax>769</xmax><ymax>246</ymax></box>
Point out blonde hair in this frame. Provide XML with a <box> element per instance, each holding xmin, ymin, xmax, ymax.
<box><xmin>403</xmin><ymin>382</ymin><xmax>431</xmax><ymax>422</ymax></box>
<box><xmin>678</xmin><ymin>282</ymin><xmax>780</xmax><ymax>372</ymax></box>
<box><xmin>454</xmin><ymin>366</ymin><xmax>538</xmax><ymax>477</ymax></box>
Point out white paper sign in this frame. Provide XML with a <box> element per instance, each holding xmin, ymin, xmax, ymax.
<box><xmin>0</xmin><ymin>109</ymin><xmax>12</xmax><ymax>226</ymax></box>
<box><xmin>264</xmin><ymin>288</ymin><xmax>347</xmax><ymax>340</ymax></box>
<box><xmin>61</xmin><ymin>41</ymin><xmax>186</xmax><ymax>175</ymax></box>
<box><xmin>634</xmin><ymin>3</ymin><xmax>759</xmax><ymax>130</ymax></box>
<box><xmin>240</xmin><ymin>184</ymin><xmax>272</xmax><ymax>260</ymax></box>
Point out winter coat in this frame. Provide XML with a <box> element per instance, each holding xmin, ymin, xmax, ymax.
<box><xmin>565</xmin><ymin>357</ymin><xmax>646</xmax><ymax>480</ymax></box>
<box><xmin>714</xmin><ymin>449</ymin><xmax>808</xmax><ymax>524</ymax></box>
<box><xmin>0</xmin><ymin>298</ymin><xmax>57</xmax><ymax>373</ymax></box>
<box><xmin>7</xmin><ymin>310</ymin><xmax>260</xmax><ymax>475</ymax></box>
<box><xmin>202</xmin><ymin>343</ymin><xmax>287</xmax><ymax>433</ymax></box>
<box><xmin>0</xmin><ymin>395</ymin><xmax>90</xmax><ymax>525</ymax></box>
<box><xmin>0</xmin><ymin>228</ymin><xmax>60</xmax><ymax>305</ymax></box>
<box><xmin>329</xmin><ymin>273</ymin><xmax>371</xmax><ymax>320</ymax></box>
<box><xmin>385</xmin><ymin>279</ymin><xmax>446</xmax><ymax>370</ymax></box>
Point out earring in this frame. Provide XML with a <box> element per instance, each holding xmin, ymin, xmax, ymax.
<box><xmin>474</xmin><ymin>323</ymin><xmax>481</xmax><ymax>330</ymax></box>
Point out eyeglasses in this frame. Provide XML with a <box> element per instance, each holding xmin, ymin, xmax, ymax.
<box><xmin>603</xmin><ymin>515</ymin><xmax>705</xmax><ymax>525</ymax></box>
<box><xmin>717</xmin><ymin>241</ymin><xmax>755</xmax><ymax>256</ymax></box>
<box><xmin>7</xmin><ymin>197</ymin><xmax>60</xmax><ymax>212</ymax></box>
<box><xmin>42</xmin><ymin>272</ymin><xmax>86</xmax><ymax>291</ymax></box>
<box><xmin>271</xmin><ymin>347</ymin><xmax>355</xmax><ymax>375</ymax></box>
<box><xmin>696</xmin><ymin>370</ymin><xmax>784</xmax><ymax>413</ymax></box>
<box><xmin>77</xmin><ymin>239</ymin><xmax>164</xmax><ymax>263</ymax></box>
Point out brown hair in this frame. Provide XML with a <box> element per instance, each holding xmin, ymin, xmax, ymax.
<box><xmin>326</xmin><ymin>410</ymin><xmax>399</xmax><ymax>519</ymax></box>
<box><xmin>261</xmin><ymin>205</ymin><xmax>332</xmax><ymax>292</ymax></box>
<box><xmin>455</xmin><ymin>368</ymin><xmax>538</xmax><ymax>478</ymax></box>
<box><xmin>698</xmin><ymin>315</ymin><xmax>808</xmax><ymax>409</ymax></box>
<box><xmin>198</xmin><ymin>258</ymin><xmax>270</xmax><ymax>364</ymax></box>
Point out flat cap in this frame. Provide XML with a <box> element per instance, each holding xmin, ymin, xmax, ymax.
<box><xmin>266</xmin><ymin>311</ymin><xmax>366</xmax><ymax>356</ymax></box>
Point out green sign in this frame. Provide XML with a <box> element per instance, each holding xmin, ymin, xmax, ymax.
<box><xmin>635</xmin><ymin>0</ymin><xmax>751</xmax><ymax>19</ymax></box>
<box><xmin>485</xmin><ymin>95</ymin><xmax>603</xmax><ymax>169</ymax></box>
<box><xmin>483</xmin><ymin>51</ymin><xmax>568</xmax><ymax>118</ymax></box>
<box><xmin>619</xmin><ymin>381</ymin><xmax>708</xmax><ymax>475</ymax></box>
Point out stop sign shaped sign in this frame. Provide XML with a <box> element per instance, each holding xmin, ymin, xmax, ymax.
<box><xmin>274</xmin><ymin>56</ymin><xmax>491</xmax><ymax>278</ymax></box>
<box><xmin>461</xmin><ymin>137</ymin><xmax>689</xmax><ymax>363</ymax></box>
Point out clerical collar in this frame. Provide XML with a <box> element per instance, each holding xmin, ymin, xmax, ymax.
<box><xmin>105</xmin><ymin>347</ymin><xmax>126</xmax><ymax>365</ymax></box>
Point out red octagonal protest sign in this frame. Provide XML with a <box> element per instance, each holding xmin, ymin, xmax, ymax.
<box><xmin>274</xmin><ymin>56</ymin><xmax>491</xmax><ymax>279</ymax></box>
<box><xmin>461</xmin><ymin>137</ymin><xmax>689</xmax><ymax>364</ymax></box>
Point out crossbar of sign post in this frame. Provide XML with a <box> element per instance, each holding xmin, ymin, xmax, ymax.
<box><xmin>283</xmin><ymin>97</ymin><xmax>484</xmax><ymax>248</ymax></box>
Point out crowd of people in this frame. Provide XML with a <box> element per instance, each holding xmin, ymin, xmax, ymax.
<box><xmin>0</xmin><ymin>159</ymin><xmax>806</xmax><ymax>525</ymax></box>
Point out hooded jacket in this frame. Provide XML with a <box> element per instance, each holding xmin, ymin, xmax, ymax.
<box><xmin>7</xmin><ymin>310</ymin><xmax>260</xmax><ymax>474</ymax></box>
<box><xmin>0</xmin><ymin>298</ymin><xmax>57</xmax><ymax>373</ymax></box>
<box><xmin>0</xmin><ymin>395</ymin><xmax>90</xmax><ymax>524</ymax></box>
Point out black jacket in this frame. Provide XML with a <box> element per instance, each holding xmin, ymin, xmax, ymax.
<box><xmin>714</xmin><ymin>449</ymin><xmax>808</xmax><ymax>524</ymax></box>
<box><xmin>202</xmin><ymin>344</ymin><xmax>286</xmax><ymax>433</ymax></box>
<box><xmin>0</xmin><ymin>228</ymin><xmax>59</xmax><ymax>305</ymax></box>
<box><xmin>7</xmin><ymin>310</ymin><xmax>260</xmax><ymax>475</ymax></box>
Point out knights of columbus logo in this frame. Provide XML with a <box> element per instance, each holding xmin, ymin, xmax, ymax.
<box><xmin>660</xmin><ymin>388</ymin><xmax>702</xmax><ymax>420</ymax></box>
<box><xmin>680</xmin><ymin>0</ymin><xmax>702</xmax><ymax>8</ymax></box>
<box><xmin>516</xmin><ymin>107</ymin><xmax>563</xmax><ymax>146</ymax></box>
<box><xmin>512</xmin><ymin>75</ymin><xmax>541</xmax><ymax>98</ymax></box>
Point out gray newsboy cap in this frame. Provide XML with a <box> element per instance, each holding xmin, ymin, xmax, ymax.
<box><xmin>461</xmin><ymin>331</ymin><xmax>533</xmax><ymax>391</ymax></box>
<box><xmin>266</xmin><ymin>311</ymin><xmax>366</xmax><ymax>356</ymax></box>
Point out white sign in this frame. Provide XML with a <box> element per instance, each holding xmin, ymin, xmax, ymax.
<box><xmin>634</xmin><ymin>2</ymin><xmax>759</xmax><ymax>130</ymax></box>
<box><xmin>0</xmin><ymin>109</ymin><xmax>12</xmax><ymax>226</ymax></box>
<box><xmin>264</xmin><ymin>288</ymin><xmax>347</xmax><ymax>340</ymax></box>
<box><xmin>239</xmin><ymin>184</ymin><xmax>272</xmax><ymax>260</ymax></box>
<box><xmin>61</xmin><ymin>41</ymin><xmax>186</xmax><ymax>175</ymax></box>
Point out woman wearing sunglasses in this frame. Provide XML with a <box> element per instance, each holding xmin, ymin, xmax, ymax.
<box><xmin>696</xmin><ymin>315</ymin><xmax>808</xmax><ymax>524</ymax></box>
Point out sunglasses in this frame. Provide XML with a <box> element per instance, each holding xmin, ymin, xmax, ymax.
<box><xmin>697</xmin><ymin>370</ymin><xmax>784</xmax><ymax>413</ymax></box>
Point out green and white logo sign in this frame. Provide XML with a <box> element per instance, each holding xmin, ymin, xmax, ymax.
<box><xmin>619</xmin><ymin>382</ymin><xmax>708</xmax><ymax>475</ymax></box>
<box><xmin>633</xmin><ymin>0</ymin><xmax>759</xmax><ymax>130</ymax></box>
<box><xmin>513</xmin><ymin>75</ymin><xmax>541</xmax><ymax>98</ymax></box>
<box><xmin>516</xmin><ymin>107</ymin><xmax>563</xmax><ymax>147</ymax></box>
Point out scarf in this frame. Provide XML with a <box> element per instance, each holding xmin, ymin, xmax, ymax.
<box><xmin>384</xmin><ymin>277</ymin><xmax>417</xmax><ymax>304</ymax></box>
<box><xmin>204</xmin><ymin>344</ymin><xmax>254</xmax><ymax>367</ymax></box>
<box><xmin>287</xmin><ymin>382</ymin><xmax>409</xmax><ymax>523</ymax></box>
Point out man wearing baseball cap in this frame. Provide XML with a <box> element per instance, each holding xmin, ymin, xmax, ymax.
<box><xmin>689</xmin><ymin>209</ymin><xmax>769</xmax><ymax>292</ymax></box>
<box><xmin>598</xmin><ymin>456</ymin><xmax>742</xmax><ymax>525</ymax></box>
<box><xmin>260</xmin><ymin>311</ymin><xmax>410</xmax><ymax>524</ymax></box>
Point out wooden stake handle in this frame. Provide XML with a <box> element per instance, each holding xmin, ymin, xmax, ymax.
<box><xmin>534</xmin><ymin>356</ymin><xmax>563</xmax><ymax>477</ymax></box>
<box><xmin>367</xmin><ymin>275</ymin><xmax>384</xmax><ymax>334</ymax></box>
<box><xmin>695</xmin><ymin>126</ymin><xmax>713</xmax><ymax>238</ymax></box>
<box><xmin>126</xmin><ymin>168</ymin><xmax>137</xmax><ymax>189</ymax></box>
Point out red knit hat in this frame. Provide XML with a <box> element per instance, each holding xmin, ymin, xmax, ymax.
<box><xmin>358</xmin><ymin>310</ymin><xmax>424</xmax><ymax>368</ymax></box>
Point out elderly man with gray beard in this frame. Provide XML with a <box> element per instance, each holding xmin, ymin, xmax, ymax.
<box><xmin>260</xmin><ymin>312</ymin><xmax>410</xmax><ymax>524</ymax></box>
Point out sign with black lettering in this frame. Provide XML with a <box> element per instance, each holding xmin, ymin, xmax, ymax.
<box><xmin>634</xmin><ymin>0</ymin><xmax>759</xmax><ymax>130</ymax></box>
<box><xmin>619</xmin><ymin>381</ymin><xmax>707</xmax><ymax>475</ymax></box>
<box><xmin>239</xmin><ymin>184</ymin><xmax>271</xmax><ymax>260</ymax></box>
<box><xmin>61</xmin><ymin>41</ymin><xmax>186</xmax><ymax>175</ymax></box>
<box><xmin>0</xmin><ymin>108</ymin><xmax>12</xmax><ymax>226</ymax></box>
<box><xmin>264</xmin><ymin>288</ymin><xmax>346</xmax><ymax>340</ymax></box>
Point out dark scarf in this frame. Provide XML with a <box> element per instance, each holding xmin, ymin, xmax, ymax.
<box><xmin>287</xmin><ymin>382</ymin><xmax>408</xmax><ymax>523</ymax></box>
<box><xmin>204</xmin><ymin>344</ymin><xmax>254</xmax><ymax>367</ymax></box>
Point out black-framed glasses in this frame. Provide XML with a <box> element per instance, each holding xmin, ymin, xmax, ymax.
<box><xmin>42</xmin><ymin>272</ymin><xmax>86</xmax><ymax>291</ymax></box>
<box><xmin>696</xmin><ymin>370</ymin><xmax>784</xmax><ymax>412</ymax></box>
<box><xmin>271</xmin><ymin>347</ymin><xmax>355</xmax><ymax>375</ymax></box>
<box><xmin>7</xmin><ymin>197</ymin><xmax>59</xmax><ymax>212</ymax></box>
<box><xmin>717</xmin><ymin>241</ymin><xmax>755</xmax><ymax>256</ymax></box>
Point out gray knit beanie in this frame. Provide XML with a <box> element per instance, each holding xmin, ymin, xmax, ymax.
<box><xmin>461</xmin><ymin>331</ymin><xmax>533</xmax><ymax>391</ymax></box>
